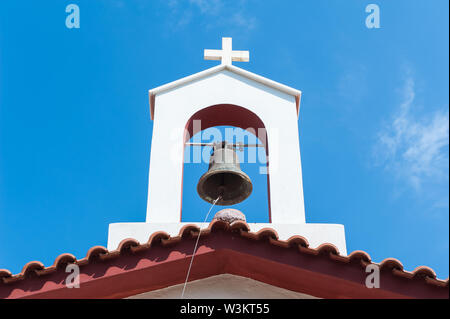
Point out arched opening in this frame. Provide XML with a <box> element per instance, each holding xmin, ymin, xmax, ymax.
<box><xmin>180</xmin><ymin>104</ymin><xmax>271</xmax><ymax>223</ymax></box>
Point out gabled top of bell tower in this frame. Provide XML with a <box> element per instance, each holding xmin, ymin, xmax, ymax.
<box><xmin>148</xmin><ymin>38</ymin><xmax>301</xmax><ymax>120</ymax></box>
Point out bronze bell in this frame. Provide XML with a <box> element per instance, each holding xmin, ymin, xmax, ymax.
<box><xmin>197</xmin><ymin>141</ymin><xmax>253</xmax><ymax>206</ymax></box>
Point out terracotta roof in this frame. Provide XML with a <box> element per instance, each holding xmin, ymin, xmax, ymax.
<box><xmin>0</xmin><ymin>220</ymin><xmax>448</xmax><ymax>298</ymax></box>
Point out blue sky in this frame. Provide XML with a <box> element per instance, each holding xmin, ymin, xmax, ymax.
<box><xmin>0</xmin><ymin>0</ymin><xmax>448</xmax><ymax>279</ymax></box>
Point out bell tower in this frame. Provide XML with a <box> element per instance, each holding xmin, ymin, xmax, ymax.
<box><xmin>107</xmin><ymin>37</ymin><xmax>347</xmax><ymax>254</ymax></box>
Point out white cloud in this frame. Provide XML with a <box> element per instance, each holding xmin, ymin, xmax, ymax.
<box><xmin>374</xmin><ymin>74</ymin><xmax>449</xmax><ymax>190</ymax></box>
<box><xmin>189</xmin><ymin>0</ymin><xmax>223</xmax><ymax>15</ymax></box>
<box><xmin>230</xmin><ymin>11</ymin><xmax>257</xmax><ymax>31</ymax></box>
<box><xmin>165</xmin><ymin>0</ymin><xmax>257</xmax><ymax>32</ymax></box>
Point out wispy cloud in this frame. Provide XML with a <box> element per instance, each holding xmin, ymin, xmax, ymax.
<box><xmin>188</xmin><ymin>0</ymin><xmax>223</xmax><ymax>15</ymax></box>
<box><xmin>228</xmin><ymin>11</ymin><xmax>257</xmax><ymax>31</ymax></box>
<box><xmin>374</xmin><ymin>71</ymin><xmax>449</xmax><ymax>191</ymax></box>
<box><xmin>165</xmin><ymin>0</ymin><xmax>257</xmax><ymax>32</ymax></box>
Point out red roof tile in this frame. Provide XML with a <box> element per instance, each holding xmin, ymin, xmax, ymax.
<box><xmin>0</xmin><ymin>220</ymin><xmax>448</xmax><ymax>298</ymax></box>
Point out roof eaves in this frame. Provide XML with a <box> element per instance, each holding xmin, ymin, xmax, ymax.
<box><xmin>1</xmin><ymin>220</ymin><xmax>448</xmax><ymax>290</ymax></box>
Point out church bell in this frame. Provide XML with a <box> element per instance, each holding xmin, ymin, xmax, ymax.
<box><xmin>197</xmin><ymin>141</ymin><xmax>253</xmax><ymax>206</ymax></box>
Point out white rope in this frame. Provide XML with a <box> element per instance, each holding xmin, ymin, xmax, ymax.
<box><xmin>180</xmin><ymin>196</ymin><xmax>221</xmax><ymax>299</ymax></box>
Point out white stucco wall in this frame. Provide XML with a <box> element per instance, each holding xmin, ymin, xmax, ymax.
<box><xmin>127</xmin><ymin>274</ymin><xmax>318</xmax><ymax>299</ymax></box>
<box><xmin>146</xmin><ymin>69</ymin><xmax>305</xmax><ymax>224</ymax></box>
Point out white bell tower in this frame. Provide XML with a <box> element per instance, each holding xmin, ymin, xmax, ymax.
<box><xmin>108</xmin><ymin>38</ymin><xmax>346</xmax><ymax>254</ymax></box>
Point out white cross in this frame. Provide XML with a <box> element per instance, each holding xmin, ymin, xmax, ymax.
<box><xmin>204</xmin><ymin>37</ymin><xmax>249</xmax><ymax>66</ymax></box>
